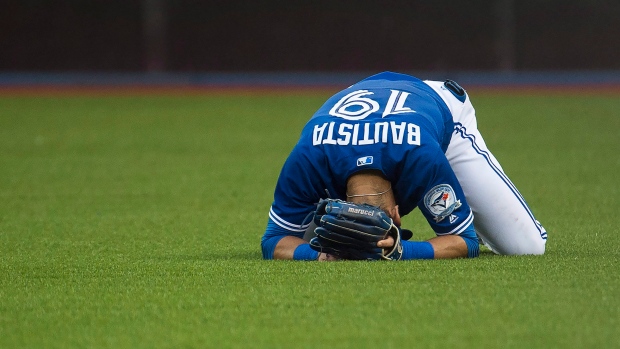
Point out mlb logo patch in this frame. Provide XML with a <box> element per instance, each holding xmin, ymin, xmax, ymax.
<box><xmin>357</xmin><ymin>156</ymin><xmax>373</xmax><ymax>166</ymax></box>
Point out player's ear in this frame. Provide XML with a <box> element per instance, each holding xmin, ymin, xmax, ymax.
<box><xmin>390</xmin><ymin>205</ymin><xmax>402</xmax><ymax>227</ymax></box>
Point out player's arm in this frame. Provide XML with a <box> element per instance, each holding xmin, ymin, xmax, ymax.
<box><xmin>262</xmin><ymin>215</ymin><xmax>322</xmax><ymax>263</ymax></box>
<box><xmin>272</xmin><ymin>236</ymin><xmax>305</xmax><ymax>259</ymax></box>
<box><xmin>261</xmin><ymin>144</ymin><xmax>336</xmax><ymax>261</ymax></box>
<box><xmin>426</xmin><ymin>221</ymin><xmax>478</xmax><ymax>258</ymax></box>
<box><xmin>376</xmin><ymin>223</ymin><xmax>477</xmax><ymax>259</ymax></box>
<box><xmin>261</xmin><ymin>219</ymin><xmax>336</xmax><ymax>261</ymax></box>
<box><xmin>427</xmin><ymin>235</ymin><xmax>468</xmax><ymax>258</ymax></box>
<box><xmin>394</xmin><ymin>146</ymin><xmax>479</xmax><ymax>259</ymax></box>
<box><xmin>261</xmin><ymin>219</ymin><xmax>317</xmax><ymax>260</ymax></box>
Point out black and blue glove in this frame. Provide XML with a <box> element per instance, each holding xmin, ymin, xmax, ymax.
<box><xmin>309</xmin><ymin>199</ymin><xmax>404</xmax><ymax>260</ymax></box>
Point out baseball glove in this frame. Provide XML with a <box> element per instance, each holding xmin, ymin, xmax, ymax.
<box><xmin>308</xmin><ymin>199</ymin><xmax>403</xmax><ymax>260</ymax></box>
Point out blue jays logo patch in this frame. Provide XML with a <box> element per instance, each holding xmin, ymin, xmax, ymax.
<box><xmin>423</xmin><ymin>184</ymin><xmax>462</xmax><ymax>222</ymax></box>
<box><xmin>357</xmin><ymin>156</ymin><xmax>373</xmax><ymax>166</ymax></box>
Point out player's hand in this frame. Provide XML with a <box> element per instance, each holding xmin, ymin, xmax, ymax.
<box><xmin>377</xmin><ymin>235</ymin><xmax>395</xmax><ymax>249</ymax></box>
<box><xmin>318</xmin><ymin>253</ymin><xmax>341</xmax><ymax>261</ymax></box>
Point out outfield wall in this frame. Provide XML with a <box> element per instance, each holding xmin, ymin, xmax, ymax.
<box><xmin>1</xmin><ymin>1</ymin><xmax>619</xmax><ymax>72</ymax></box>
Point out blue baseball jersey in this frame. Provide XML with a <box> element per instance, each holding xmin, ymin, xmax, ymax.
<box><xmin>263</xmin><ymin>71</ymin><xmax>474</xmax><ymax>257</ymax></box>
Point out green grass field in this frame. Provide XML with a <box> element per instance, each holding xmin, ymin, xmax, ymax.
<box><xmin>1</xmin><ymin>89</ymin><xmax>619</xmax><ymax>348</ymax></box>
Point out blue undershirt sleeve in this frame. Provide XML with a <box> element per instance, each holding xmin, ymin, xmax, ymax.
<box><xmin>262</xmin><ymin>219</ymin><xmax>299</xmax><ymax>260</ymax></box>
<box><xmin>460</xmin><ymin>222</ymin><xmax>479</xmax><ymax>258</ymax></box>
<box><xmin>261</xmin><ymin>234</ymin><xmax>283</xmax><ymax>260</ymax></box>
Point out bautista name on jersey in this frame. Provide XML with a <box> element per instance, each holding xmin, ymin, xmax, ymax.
<box><xmin>312</xmin><ymin>120</ymin><xmax>421</xmax><ymax>146</ymax></box>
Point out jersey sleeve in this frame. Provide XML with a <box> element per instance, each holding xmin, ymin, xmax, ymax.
<box><xmin>400</xmin><ymin>145</ymin><xmax>474</xmax><ymax>236</ymax></box>
<box><xmin>261</xmin><ymin>145</ymin><xmax>326</xmax><ymax>259</ymax></box>
<box><xmin>270</xmin><ymin>145</ymin><xmax>326</xmax><ymax>230</ymax></box>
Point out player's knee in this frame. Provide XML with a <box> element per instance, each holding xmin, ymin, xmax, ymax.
<box><xmin>523</xmin><ymin>224</ymin><xmax>547</xmax><ymax>255</ymax></box>
<box><xmin>491</xmin><ymin>234</ymin><xmax>546</xmax><ymax>256</ymax></box>
<box><xmin>514</xmin><ymin>237</ymin><xmax>546</xmax><ymax>256</ymax></box>
<box><xmin>526</xmin><ymin>240</ymin><xmax>546</xmax><ymax>255</ymax></box>
<box><xmin>507</xmin><ymin>222</ymin><xmax>547</xmax><ymax>255</ymax></box>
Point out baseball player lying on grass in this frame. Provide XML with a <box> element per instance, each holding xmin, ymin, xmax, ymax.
<box><xmin>261</xmin><ymin>71</ymin><xmax>548</xmax><ymax>261</ymax></box>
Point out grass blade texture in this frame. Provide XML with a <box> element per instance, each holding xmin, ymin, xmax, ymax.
<box><xmin>0</xmin><ymin>90</ymin><xmax>618</xmax><ymax>348</ymax></box>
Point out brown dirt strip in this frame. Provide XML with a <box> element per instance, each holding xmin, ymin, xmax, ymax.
<box><xmin>0</xmin><ymin>85</ymin><xmax>340</xmax><ymax>96</ymax></box>
<box><xmin>0</xmin><ymin>84</ymin><xmax>619</xmax><ymax>96</ymax></box>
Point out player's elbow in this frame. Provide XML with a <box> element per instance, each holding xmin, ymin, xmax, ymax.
<box><xmin>463</xmin><ymin>234</ymin><xmax>479</xmax><ymax>258</ymax></box>
<box><xmin>261</xmin><ymin>235</ymin><xmax>282</xmax><ymax>260</ymax></box>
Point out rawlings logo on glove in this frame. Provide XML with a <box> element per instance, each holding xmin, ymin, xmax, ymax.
<box><xmin>308</xmin><ymin>199</ymin><xmax>404</xmax><ymax>260</ymax></box>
